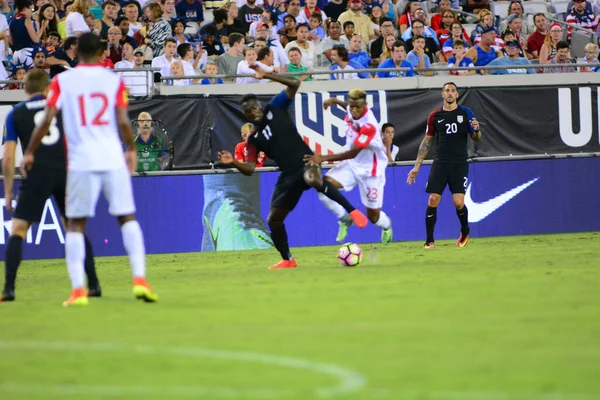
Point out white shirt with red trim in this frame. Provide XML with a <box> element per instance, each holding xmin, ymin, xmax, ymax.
<box><xmin>47</xmin><ymin>64</ymin><xmax>129</xmax><ymax>171</ymax></box>
<box><xmin>343</xmin><ymin>107</ymin><xmax>387</xmax><ymax>177</ymax></box>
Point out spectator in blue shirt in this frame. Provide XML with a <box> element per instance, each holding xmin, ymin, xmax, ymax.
<box><xmin>487</xmin><ymin>39</ymin><xmax>535</xmax><ymax>75</ymax></box>
<box><xmin>447</xmin><ymin>39</ymin><xmax>475</xmax><ymax>76</ymax></box>
<box><xmin>347</xmin><ymin>33</ymin><xmax>371</xmax><ymax>68</ymax></box>
<box><xmin>406</xmin><ymin>34</ymin><xmax>432</xmax><ymax>75</ymax></box>
<box><xmin>376</xmin><ymin>40</ymin><xmax>415</xmax><ymax>78</ymax></box>
<box><xmin>308</xmin><ymin>12</ymin><xmax>325</xmax><ymax>41</ymax></box>
<box><xmin>201</xmin><ymin>60</ymin><xmax>224</xmax><ymax>84</ymax></box>
<box><xmin>176</xmin><ymin>0</ymin><xmax>204</xmax><ymax>31</ymax></box>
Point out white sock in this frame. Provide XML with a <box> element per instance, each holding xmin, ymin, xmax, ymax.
<box><xmin>121</xmin><ymin>220</ymin><xmax>146</xmax><ymax>278</ymax></box>
<box><xmin>65</xmin><ymin>232</ymin><xmax>85</xmax><ymax>289</ymax></box>
<box><xmin>317</xmin><ymin>192</ymin><xmax>348</xmax><ymax>220</ymax></box>
<box><xmin>375</xmin><ymin>211</ymin><xmax>392</xmax><ymax>230</ymax></box>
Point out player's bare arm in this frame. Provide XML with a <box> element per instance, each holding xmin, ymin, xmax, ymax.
<box><xmin>323</xmin><ymin>97</ymin><xmax>349</xmax><ymax>110</ymax></box>
<box><xmin>252</xmin><ymin>67</ymin><xmax>301</xmax><ymax>99</ymax></box>
<box><xmin>304</xmin><ymin>145</ymin><xmax>362</xmax><ymax>165</ymax></box>
<box><xmin>407</xmin><ymin>135</ymin><xmax>433</xmax><ymax>185</ymax></box>
<box><xmin>2</xmin><ymin>140</ymin><xmax>17</xmax><ymax>212</ymax></box>
<box><xmin>22</xmin><ymin>106</ymin><xmax>58</xmax><ymax>173</ymax></box>
<box><xmin>218</xmin><ymin>150</ymin><xmax>257</xmax><ymax>176</ymax></box>
<box><xmin>470</xmin><ymin>118</ymin><xmax>482</xmax><ymax>141</ymax></box>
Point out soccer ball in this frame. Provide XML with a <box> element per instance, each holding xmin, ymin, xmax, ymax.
<box><xmin>338</xmin><ymin>243</ymin><xmax>363</xmax><ymax>267</ymax></box>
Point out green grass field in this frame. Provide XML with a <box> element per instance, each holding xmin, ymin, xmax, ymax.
<box><xmin>1</xmin><ymin>232</ymin><xmax>600</xmax><ymax>400</ymax></box>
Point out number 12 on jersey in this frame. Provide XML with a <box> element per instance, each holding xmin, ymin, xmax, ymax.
<box><xmin>78</xmin><ymin>93</ymin><xmax>110</xmax><ymax>127</ymax></box>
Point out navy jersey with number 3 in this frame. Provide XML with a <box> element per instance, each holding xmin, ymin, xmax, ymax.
<box><xmin>426</xmin><ymin>105</ymin><xmax>475</xmax><ymax>163</ymax></box>
<box><xmin>3</xmin><ymin>95</ymin><xmax>66</xmax><ymax>170</ymax></box>
<box><xmin>246</xmin><ymin>91</ymin><xmax>313</xmax><ymax>173</ymax></box>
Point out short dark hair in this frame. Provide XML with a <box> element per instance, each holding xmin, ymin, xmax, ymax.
<box><xmin>332</xmin><ymin>45</ymin><xmax>349</xmax><ymax>61</ymax></box>
<box><xmin>443</xmin><ymin>82</ymin><xmax>458</xmax><ymax>91</ymax></box>
<box><xmin>501</xmin><ymin>29</ymin><xmax>513</xmax><ymax>40</ymax></box>
<box><xmin>381</xmin><ymin>123</ymin><xmax>394</xmax><ymax>132</ymax></box>
<box><xmin>24</xmin><ymin>68</ymin><xmax>49</xmax><ymax>95</ymax></box>
<box><xmin>213</xmin><ymin>8</ymin><xmax>228</xmax><ymax>24</ymax></box>
<box><xmin>310</xmin><ymin>12</ymin><xmax>322</xmax><ymax>22</ymax></box>
<box><xmin>556</xmin><ymin>40</ymin><xmax>570</xmax><ymax>51</ymax></box>
<box><xmin>413</xmin><ymin>34</ymin><xmax>425</xmax><ymax>42</ymax></box>
<box><xmin>177</xmin><ymin>43</ymin><xmax>192</xmax><ymax>58</ymax></box>
<box><xmin>243</xmin><ymin>46</ymin><xmax>256</xmax><ymax>57</ymax></box>
<box><xmin>164</xmin><ymin>37</ymin><xmax>177</xmax><ymax>46</ymax></box>
<box><xmin>296</xmin><ymin>22</ymin><xmax>309</xmax><ymax>31</ymax></box>
<box><xmin>240</xmin><ymin>93</ymin><xmax>258</xmax><ymax>109</ymax></box>
<box><xmin>257</xmin><ymin>46</ymin><xmax>271</xmax><ymax>61</ymax></box>
<box><xmin>392</xmin><ymin>40</ymin><xmax>406</xmax><ymax>52</ymax></box>
<box><xmin>343</xmin><ymin>21</ymin><xmax>355</xmax><ymax>29</ymax></box>
<box><xmin>412</xmin><ymin>20</ymin><xmax>424</xmax><ymax>28</ymax></box>
<box><xmin>287</xmin><ymin>46</ymin><xmax>301</xmax><ymax>56</ymax></box>
<box><xmin>75</xmin><ymin>33</ymin><xmax>100</xmax><ymax>59</ymax></box>
<box><xmin>533</xmin><ymin>12</ymin><xmax>546</xmax><ymax>23</ymax></box>
<box><xmin>379</xmin><ymin>17</ymin><xmax>392</xmax><ymax>25</ymax></box>
<box><xmin>48</xmin><ymin>31</ymin><xmax>60</xmax><ymax>39</ymax></box>
<box><xmin>14</xmin><ymin>0</ymin><xmax>33</xmax><ymax>13</ymax></box>
<box><xmin>229</xmin><ymin>32</ymin><xmax>244</xmax><ymax>46</ymax></box>
<box><xmin>63</xmin><ymin>36</ymin><xmax>78</xmax><ymax>51</ymax></box>
<box><xmin>115</xmin><ymin>16</ymin><xmax>129</xmax><ymax>25</ymax></box>
<box><xmin>254</xmin><ymin>36</ymin><xmax>268</xmax><ymax>43</ymax></box>
<box><xmin>453</xmin><ymin>39</ymin><xmax>465</xmax><ymax>48</ymax></box>
<box><xmin>102</xmin><ymin>0</ymin><xmax>117</xmax><ymax>10</ymax></box>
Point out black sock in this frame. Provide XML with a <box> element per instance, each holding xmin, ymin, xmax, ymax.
<box><xmin>270</xmin><ymin>225</ymin><xmax>292</xmax><ymax>260</ymax></box>
<box><xmin>457</xmin><ymin>205</ymin><xmax>469</xmax><ymax>232</ymax></box>
<box><xmin>318</xmin><ymin>180</ymin><xmax>355</xmax><ymax>214</ymax></box>
<box><xmin>83</xmin><ymin>235</ymin><xmax>100</xmax><ymax>288</ymax></box>
<box><xmin>426</xmin><ymin>206</ymin><xmax>437</xmax><ymax>243</ymax></box>
<box><xmin>4</xmin><ymin>235</ymin><xmax>23</xmax><ymax>292</ymax></box>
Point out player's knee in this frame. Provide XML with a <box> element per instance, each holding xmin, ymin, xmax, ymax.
<box><xmin>452</xmin><ymin>196</ymin><xmax>465</xmax><ymax>209</ymax></box>
<box><xmin>10</xmin><ymin>219</ymin><xmax>30</xmax><ymax>238</ymax></box>
<box><xmin>67</xmin><ymin>218</ymin><xmax>87</xmax><ymax>232</ymax></box>
<box><xmin>117</xmin><ymin>214</ymin><xmax>136</xmax><ymax>226</ymax></box>
<box><xmin>267</xmin><ymin>215</ymin><xmax>283</xmax><ymax>230</ymax></box>
<box><xmin>366</xmin><ymin>208</ymin><xmax>380</xmax><ymax>224</ymax></box>
<box><xmin>303</xmin><ymin>168</ymin><xmax>322</xmax><ymax>189</ymax></box>
<box><xmin>428</xmin><ymin>194</ymin><xmax>441</xmax><ymax>207</ymax></box>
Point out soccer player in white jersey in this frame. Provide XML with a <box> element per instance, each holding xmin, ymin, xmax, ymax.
<box><xmin>22</xmin><ymin>33</ymin><xmax>158</xmax><ymax>307</ymax></box>
<box><xmin>303</xmin><ymin>89</ymin><xmax>393</xmax><ymax>244</ymax></box>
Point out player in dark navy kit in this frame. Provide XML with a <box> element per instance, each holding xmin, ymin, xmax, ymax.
<box><xmin>1</xmin><ymin>69</ymin><xmax>101</xmax><ymax>302</ymax></box>
<box><xmin>406</xmin><ymin>82</ymin><xmax>482</xmax><ymax>249</ymax></box>
<box><xmin>217</xmin><ymin>68</ymin><xmax>368</xmax><ymax>270</ymax></box>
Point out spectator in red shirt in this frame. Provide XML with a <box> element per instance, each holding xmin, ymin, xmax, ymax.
<box><xmin>527</xmin><ymin>13</ymin><xmax>547</xmax><ymax>59</ymax></box>
<box><xmin>430</xmin><ymin>0</ymin><xmax>452</xmax><ymax>31</ymax></box>
<box><xmin>235</xmin><ymin>123</ymin><xmax>266</xmax><ymax>167</ymax></box>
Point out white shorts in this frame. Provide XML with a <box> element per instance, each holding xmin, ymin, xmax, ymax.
<box><xmin>326</xmin><ymin>160</ymin><xmax>385</xmax><ymax>209</ymax></box>
<box><xmin>66</xmin><ymin>167</ymin><xmax>136</xmax><ymax>219</ymax></box>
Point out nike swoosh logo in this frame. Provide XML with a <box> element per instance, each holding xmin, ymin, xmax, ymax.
<box><xmin>465</xmin><ymin>177</ymin><xmax>539</xmax><ymax>223</ymax></box>
<box><xmin>438</xmin><ymin>119</ymin><xmax>444</xmax><ymax>123</ymax></box>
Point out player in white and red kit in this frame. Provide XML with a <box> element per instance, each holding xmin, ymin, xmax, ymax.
<box><xmin>304</xmin><ymin>89</ymin><xmax>393</xmax><ymax>244</ymax></box>
<box><xmin>22</xmin><ymin>33</ymin><xmax>158</xmax><ymax>307</ymax></box>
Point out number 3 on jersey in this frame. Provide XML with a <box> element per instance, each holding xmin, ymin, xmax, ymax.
<box><xmin>78</xmin><ymin>93</ymin><xmax>109</xmax><ymax>126</ymax></box>
<box><xmin>33</xmin><ymin>111</ymin><xmax>60</xmax><ymax>145</ymax></box>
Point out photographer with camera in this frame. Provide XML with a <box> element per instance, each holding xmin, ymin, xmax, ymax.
<box><xmin>134</xmin><ymin>111</ymin><xmax>170</xmax><ymax>172</ymax></box>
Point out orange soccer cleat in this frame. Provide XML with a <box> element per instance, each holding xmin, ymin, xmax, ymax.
<box><xmin>268</xmin><ymin>259</ymin><xmax>298</xmax><ymax>270</ymax></box>
<box><xmin>63</xmin><ymin>287</ymin><xmax>89</xmax><ymax>307</ymax></box>
<box><xmin>424</xmin><ymin>242</ymin><xmax>435</xmax><ymax>249</ymax></box>
<box><xmin>457</xmin><ymin>228</ymin><xmax>470</xmax><ymax>248</ymax></box>
<box><xmin>133</xmin><ymin>277</ymin><xmax>159</xmax><ymax>303</ymax></box>
<box><xmin>349</xmin><ymin>209</ymin><xmax>368</xmax><ymax>229</ymax></box>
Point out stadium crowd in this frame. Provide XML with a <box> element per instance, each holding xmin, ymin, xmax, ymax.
<box><xmin>0</xmin><ymin>0</ymin><xmax>599</xmax><ymax>92</ymax></box>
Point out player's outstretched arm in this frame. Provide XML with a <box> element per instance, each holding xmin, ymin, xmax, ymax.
<box><xmin>22</xmin><ymin>106</ymin><xmax>59</xmax><ymax>173</ymax></box>
<box><xmin>304</xmin><ymin>145</ymin><xmax>362</xmax><ymax>165</ymax></box>
<box><xmin>323</xmin><ymin>97</ymin><xmax>349</xmax><ymax>110</ymax></box>
<box><xmin>407</xmin><ymin>135</ymin><xmax>433</xmax><ymax>185</ymax></box>
<box><xmin>218</xmin><ymin>151</ymin><xmax>257</xmax><ymax>176</ymax></box>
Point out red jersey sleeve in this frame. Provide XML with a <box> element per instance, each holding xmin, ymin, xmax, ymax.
<box><xmin>245</xmin><ymin>140</ymin><xmax>259</xmax><ymax>163</ymax></box>
<box><xmin>425</xmin><ymin>109</ymin><xmax>438</xmax><ymax>137</ymax></box>
<box><xmin>46</xmin><ymin>76</ymin><xmax>61</xmax><ymax>109</ymax></box>
<box><xmin>353</xmin><ymin>123</ymin><xmax>377</xmax><ymax>149</ymax></box>
<box><xmin>115</xmin><ymin>79</ymin><xmax>129</xmax><ymax>109</ymax></box>
<box><xmin>234</xmin><ymin>142</ymin><xmax>246</xmax><ymax>161</ymax></box>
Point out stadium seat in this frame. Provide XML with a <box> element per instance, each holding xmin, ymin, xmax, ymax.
<box><xmin>523</xmin><ymin>1</ymin><xmax>551</xmax><ymax>14</ymax></box>
<box><xmin>551</xmin><ymin>0</ymin><xmax>571</xmax><ymax>14</ymax></box>
<box><xmin>494</xmin><ymin>1</ymin><xmax>511</xmax><ymax>19</ymax></box>
<box><xmin>463</xmin><ymin>23</ymin><xmax>477</xmax><ymax>39</ymax></box>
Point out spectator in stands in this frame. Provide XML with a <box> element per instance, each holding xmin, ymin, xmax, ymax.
<box><xmin>200</xmin><ymin>8</ymin><xmax>231</xmax><ymax>43</ymax></box>
<box><xmin>10</xmin><ymin>0</ymin><xmax>44</xmax><ymax>67</ymax></box>
<box><xmin>304</xmin><ymin>0</ymin><xmax>327</xmax><ymax>24</ymax></box>
<box><xmin>286</xmin><ymin>46</ymin><xmax>312</xmax><ymax>80</ymax></box>
<box><xmin>539</xmin><ymin>23</ymin><xmax>563</xmax><ymax>64</ymax></box>
<box><xmin>152</xmin><ymin>36</ymin><xmax>177</xmax><ymax>76</ymax></box>
<box><xmin>504</xmin><ymin>14</ymin><xmax>528</xmax><ymax>55</ymax></box>
<box><xmin>107</xmin><ymin>25</ymin><xmax>123</xmax><ymax>63</ymax></box>
<box><xmin>465</xmin><ymin>26</ymin><xmax>500</xmax><ymax>70</ymax></box>
<box><xmin>124</xmin><ymin>3</ymin><xmax>141</xmax><ymax>36</ymax></box>
<box><xmin>487</xmin><ymin>39</ymin><xmax>534</xmax><ymax>74</ymax></box>
<box><xmin>172</xmin><ymin>19</ymin><xmax>189</xmax><ymax>46</ymax></box>
<box><xmin>330</xmin><ymin>44</ymin><xmax>360</xmax><ymax>79</ymax></box>
<box><xmin>430</xmin><ymin>0</ymin><xmax>450</xmax><ymax>31</ymax></box>
<box><xmin>279</xmin><ymin>14</ymin><xmax>297</xmax><ymax>47</ymax></box>
<box><xmin>435</xmin><ymin>10</ymin><xmax>456</xmax><ymax>47</ymax></box>
<box><xmin>309</xmin><ymin>12</ymin><xmax>325</xmax><ymax>41</ymax></box>
<box><xmin>202</xmin><ymin>26</ymin><xmax>226</xmax><ymax>56</ymax></box>
<box><xmin>405</xmin><ymin>20</ymin><xmax>442</xmax><ymax>61</ymax></box>
<box><xmin>120</xmin><ymin>0</ymin><xmax>142</xmax><ymax>21</ymax></box>
<box><xmin>240</xmin><ymin>0</ymin><xmax>264</xmax><ymax>33</ymax></box>
<box><xmin>135</xmin><ymin>112</ymin><xmax>168</xmax><ymax>172</ymax></box>
<box><xmin>0</xmin><ymin>8</ymin><xmax>8</xmax><ymax>65</ymax></box>
<box><xmin>237</xmin><ymin>46</ymin><xmax>264</xmax><ymax>83</ymax></box>
<box><xmin>201</xmin><ymin>60</ymin><xmax>224</xmax><ymax>84</ymax></box>
<box><xmin>369</xmin><ymin>6</ymin><xmax>384</xmax><ymax>37</ymax></box>
<box><xmin>376</xmin><ymin>40</ymin><xmax>415</xmax><ymax>77</ymax></box>
<box><xmin>32</xmin><ymin>47</ymin><xmax>47</xmax><ymax>71</ymax></box>
<box><xmin>322</xmin><ymin>19</ymin><xmax>350</xmax><ymax>68</ymax></box>
<box><xmin>251</xmin><ymin>20</ymin><xmax>277</xmax><ymax>43</ymax></box>
<box><xmin>378</xmin><ymin>33</ymin><xmax>396</xmax><ymax>64</ymax></box>
<box><xmin>398</xmin><ymin>0</ymin><xmax>421</xmax><ymax>34</ymax></box>
<box><xmin>527</xmin><ymin>13</ymin><xmax>547</xmax><ymax>59</ymax></box>
<box><xmin>179</xmin><ymin>42</ymin><xmax>205</xmax><ymax>74</ymax></box>
<box><xmin>257</xmin><ymin>45</ymin><xmax>279</xmax><ymax>72</ymax></box>
<box><xmin>50</xmin><ymin>35</ymin><xmax>77</xmax><ymax>77</ymax></box>
<box><xmin>447</xmin><ymin>39</ymin><xmax>474</xmax><ymax>75</ymax></box>
<box><xmin>566</xmin><ymin>0</ymin><xmax>598</xmax><ymax>40</ymax></box>
<box><xmin>499</xmin><ymin>1</ymin><xmax>533</xmax><ymax>36</ymax></box>
<box><xmin>0</xmin><ymin>0</ymin><xmax>14</xmax><ymax>20</ymax></box>
<box><xmin>470</xmin><ymin>9</ymin><xmax>496</xmax><ymax>45</ymax></box>
<box><xmin>143</xmin><ymin>2</ymin><xmax>172</xmax><ymax>57</ymax></box>
<box><xmin>370</xmin><ymin>16</ymin><xmax>393</xmax><ymax>62</ymax></box>
<box><xmin>253</xmin><ymin>36</ymin><xmax>287</xmax><ymax>67</ymax></box>
<box><xmin>338</xmin><ymin>0</ymin><xmax>375</xmax><ymax>45</ymax></box>
<box><xmin>581</xmin><ymin>42</ymin><xmax>599</xmax><ymax>71</ymax></box>
<box><xmin>166</xmin><ymin>60</ymin><xmax>189</xmax><ymax>85</ymax></box>
<box><xmin>402</xmin><ymin>8</ymin><xmax>439</xmax><ymax>45</ymax></box>
<box><xmin>284</xmin><ymin>23</ymin><xmax>316</xmax><ymax>67</ymax></box>
<box><xmin>8</xmin><ymin>64</ymin><xmax>27</xmax><ymax>90</ymax></box>
<box><xmin>43</xmin><ymin>31</ymin><xmax>60</xmax><ymax>59</ymax></box>
<box><xmin>162</xmin><ymin>0</ymin><xmax>177</xmax><ymax>26</ymax></box>
<box><xmin>176</xmin><ymin>0</ymin><xmax>204</xmax><ymax>34</ymax></box>
<box><xmin>118</xmin><ymin>47</ymin><xmax>151</xmax><ymax>96</ymax></box>
<box><xmin>323</xmin><ymin>0</ymin><xmax>347</xmax><ymax>21</ymax></box>
<box><xmin>39</xmin><ymin>4</ymin><xmax>59</xmax><ymax>43</ymax></box>
<box><xmin>116</xmin><ymin>15</ymin><xmax>138</xmax><ymax>48</ymax></box>
<box><xmin>115</xmin><ymin>41</ymin><xmax>134</xmax><ymax>68</ymax></box>
<box><xmin>442</xmin><ymin>22</ymin><xmax>469</xmax><ymax>59</ymax></box>
<box><xmin>544</xmin><ymin>40</ymin><xmax>578</xmax><ymax>73</ymax></box>
<box><xmin>99</xmin><ymin>39</ymin><xmax>115</xmax><ymax>68</ymax></box>
<box><xmin>235</xmin><ymin>123</ymin><xmax>266</xmax><ymax>167</ymax></box>
<box><xmin>500</xmin><ymin>29</ymin><xmax>525</xmax><ymax>58</ymax></box>
<box><xmin>343</xmin><ymin>20</ymin><xmax>355</xmax><ymax>42</ymax></box>
<box><xmin>407</xmin><ymin>34</ymin><xmax>432</xmax><ymax>74</ymax></box>
<box><xmin>97</xmin><ymin>0</ymin><xmax>117</xmax><ymax>39</ymax></box>
<box><xmin>217</xmin><ymin>31</ymin><xmax>244</xmax><ymax>79</ymax></box>
<box><xmin>348</xmin><ymin>33</ymin><xmax>371</xmax><ymax>67</ymax></box>
<box><xmin>382</xmin><ymin>122</ymin><xmax>398</xmax><ymax>163</ymax></box>
<box><xmin>65</xmin><ymin>0</ymin><xmax>90</xmax><ymax>37</ymax></box>
<box><xmin>278</xmin><ymin>0</ymin><xmax>306</xmax><ymax>31</ymax></box>
<box><xmin>224</xmin><ymin>0</ymin><xmax>246</xmax><ymax>37</ymax></box>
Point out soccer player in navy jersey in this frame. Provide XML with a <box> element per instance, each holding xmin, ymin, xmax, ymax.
<box><xmin>407</xmin><ymin>82</ymin><xmax>482</xmax><ymax>248</ymax></box>
<box><xmin>217</xmin><ymin>68</ymin><xmax>368</xmax><ymax>269</ymax></box>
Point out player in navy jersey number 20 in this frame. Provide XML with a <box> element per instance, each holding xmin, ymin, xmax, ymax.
<box><xmin>406</xmin><ymin>82</ymin><xmax>482</xmax><ymax>248</ymax></box>
<box><xmin>217</xmin><ymin>68</ymin><xmax>368</xmax><ymax>270</ymax></box>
